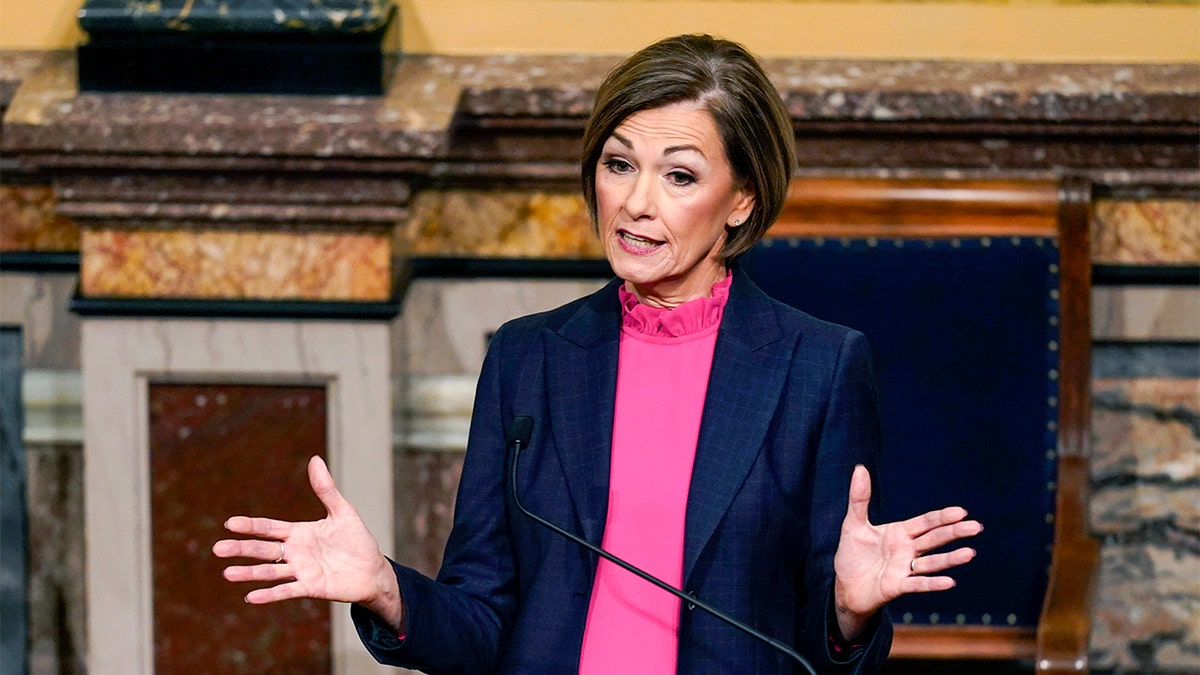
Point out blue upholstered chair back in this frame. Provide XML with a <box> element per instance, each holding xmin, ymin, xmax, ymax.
<box><xmin>742</xmin><ymin>177</ymin><xmax>1097</xmax><ymax>669</ymax></box>
<box><xmin>743</xmin><ymin>236</ymin><xmax>1061</xmax><ymax>631</ymax></box>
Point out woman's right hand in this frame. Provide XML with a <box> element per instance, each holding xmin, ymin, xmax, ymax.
<box><xmin>212</xmin><ymin>455</ymin><xmax>406</xmax><ymax>634</ymax></box>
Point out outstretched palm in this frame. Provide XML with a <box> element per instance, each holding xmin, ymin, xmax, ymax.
<box><xmin>213</xmin><ymin>456</ymin><xmax>400</xmax><ymax>622</ymax></box>
<box><xmin>832</xmin><ymin>465</ymin><xmax>982</xmax><ymax>635</ymax></box>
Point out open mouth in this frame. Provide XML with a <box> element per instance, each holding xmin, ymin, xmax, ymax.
<box><xmin>617</xmin><ymin>229</ymin><xmax>665</xmax><ymax>251</ymax></box>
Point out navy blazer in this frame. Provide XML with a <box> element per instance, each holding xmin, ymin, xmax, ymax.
<box><xmin>354</xmin><ymin>272</ymin><xmax>893</xmax><ymax>674</ymax></box>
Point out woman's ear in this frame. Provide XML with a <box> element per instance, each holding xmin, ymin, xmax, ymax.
<box><xmin>730</xmin><ymin>189</ymin><xmax>756</xmax><ymax>227</ymax></box>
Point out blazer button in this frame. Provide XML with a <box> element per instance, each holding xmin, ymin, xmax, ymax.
<box><xmin>685</xmin><ymin>591</ymin><xmax>697</xmax><ymax>612</ymax></box>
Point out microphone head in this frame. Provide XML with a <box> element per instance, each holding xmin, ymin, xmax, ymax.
<box><xmin>508</xmin><ymin>415</ymin><xmax>535</xmax><ymax>448</ymax></box>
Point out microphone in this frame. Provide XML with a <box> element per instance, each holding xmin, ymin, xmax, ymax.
<box><xmin>506</xmin><ymin>415</ymin><xmax>817</xmax><ymax>675</ymax></box>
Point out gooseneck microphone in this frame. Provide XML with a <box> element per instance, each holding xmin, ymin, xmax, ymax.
<box><xmin>506</xmin><ymin>415</ymin><xmax>818</xmax><ymax>675</ymax></box>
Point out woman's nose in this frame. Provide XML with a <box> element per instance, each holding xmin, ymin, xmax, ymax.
<box><xmin>623</xmin><ymin>173</ymin><xmax>656</xmax><ymax>219</ymax></box>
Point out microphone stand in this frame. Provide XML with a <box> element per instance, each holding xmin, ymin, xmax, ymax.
<box><xmin>509</xmin><ymin>433</ymin><xmax>818</xmax><ymax>675</ymax></box>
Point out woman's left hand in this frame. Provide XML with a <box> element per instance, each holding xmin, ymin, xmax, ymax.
<box><xmin>832</xmin><ymin>464</ymin><xmax>983</xmax><ymax>641</ymax></box>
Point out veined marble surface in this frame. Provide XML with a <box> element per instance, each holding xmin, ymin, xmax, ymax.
<box><xmin>1091</xmin><ymin>378</ymin><xmax>1200</xmax><ymax>673</ymax></box>
<box><xmin>0</xmin><ymin>185</ymin><xmax>79</xmax><ymax>252</ymax></box>
<box><xmin>77</xmin><ymin>0</ymin><xmax>395</xmax><ymax>34</ymax></box>
<box><xmin>79</xmin><ymin>227</ymin><xmax>392</xmax><ymax>300</ymax></box>
<box><xmin>403</xmin><ymin>189</ymin><xmax>601</xmax><ymax>259</ymax></box>
<box><xmin>1094</xmin><ymin>200</ymin><xmax>1200</xmax><ymax>265</ymax></box>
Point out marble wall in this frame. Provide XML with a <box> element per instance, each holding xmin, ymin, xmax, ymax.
<box><xmin>4</xmin><ymin>203</ymin><xmax>1199</xmax><ymax>674</ymax></box>
<box><xmin>1</xmin><ymin>41</ymin><xmax>1195</xmax><ymax>673</ymax></box>
<box><xmin>1086</xmin><ymin>195</ymin><xmax>1199</xmax><ymax>674</ymax></box>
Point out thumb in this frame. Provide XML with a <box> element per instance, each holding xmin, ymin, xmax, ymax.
<box><xmin>308</xmin><ymin>455</ymin><xmax>352</xmax><ymax>517</ymax></box>
<box><xmin>845</xmin><ymin>464</ymin><xmax>872</xmax><ymax>527</ymax></box>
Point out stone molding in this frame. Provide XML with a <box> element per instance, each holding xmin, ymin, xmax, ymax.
<box><xmin>1</xmin><ymin>51</ymin><xmax>1196</xmax><ymax>190</ymax></box>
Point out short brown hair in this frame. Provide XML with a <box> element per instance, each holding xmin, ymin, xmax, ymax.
<box><xmin>581</xmin><ymin>34</ymin><xmax>796</xmax><ymax>262</ymax></box>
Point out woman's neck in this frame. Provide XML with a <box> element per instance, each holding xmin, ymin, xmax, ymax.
<box><xmin>623</xmin><ymin>265</ymin><xmax>728</xmax><ymax>309</ymax></box>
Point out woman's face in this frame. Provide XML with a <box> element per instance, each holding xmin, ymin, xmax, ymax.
<box><xmin>595</xmin><ymin>101</ymin><xmax>754</xmax><ymax>308</ymax></box>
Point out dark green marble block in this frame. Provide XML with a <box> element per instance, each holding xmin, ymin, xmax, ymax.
<box><xmin>77</xmin><ymin>0</ymin><xmax>397</xmax><ymax>95</ymax></box>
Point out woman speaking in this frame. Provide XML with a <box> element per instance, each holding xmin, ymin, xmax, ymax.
<box><xmin>214</xmin><ymin>34</ymin><xmax>981</xmax><ymax>674</ymax></box>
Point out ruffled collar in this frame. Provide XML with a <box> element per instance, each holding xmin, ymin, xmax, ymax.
<box><xmin>619</xmin><ymin>273</ymin><xmax>732</xmax><ymax>339</ymax></box>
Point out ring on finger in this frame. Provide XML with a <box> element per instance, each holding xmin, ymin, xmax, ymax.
<box><xmin>909</xmin><ymin>558</ymin><xmax>918</xmax><ymax>575</ymax></box>
<box><xmin>273</xmin><ymin>542</ymin><xmax>285</xmax><ymax>564</ymax></box>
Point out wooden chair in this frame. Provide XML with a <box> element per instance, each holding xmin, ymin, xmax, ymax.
<box><xmin>742</xmin><ymin>177</ymin><xmax>1098</xmax><ymax>674</ymax></box>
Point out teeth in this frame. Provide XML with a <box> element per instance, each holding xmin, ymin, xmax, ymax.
<box><xmin>620</xmin><ymin>231</ymin><xmax>661</xmax><ymax>248</ymax></box>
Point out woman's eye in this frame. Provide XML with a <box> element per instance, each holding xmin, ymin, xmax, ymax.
<box><xmin>602</xmin><ymin>158</ymin><xmax>633</xmax><ymax>174</ymax></box>
<box><xmin>666</xmin><ymin>171</ymin><xmax>697</xmax><ymax>186</ymax></box>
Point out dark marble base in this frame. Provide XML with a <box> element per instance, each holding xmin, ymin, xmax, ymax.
<box><xmin>78</xmin><ymin>30</ymin><xmax>390</xmax><ymax>95</ymax></box>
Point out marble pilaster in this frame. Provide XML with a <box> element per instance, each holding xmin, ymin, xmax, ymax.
<box><xmin>80</xmin><ymin>319</ymin><xmax>395</xmax><ymax>674</ymax></box>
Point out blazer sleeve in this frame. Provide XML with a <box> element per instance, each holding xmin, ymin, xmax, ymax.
<box><xmin>796</xmin><ymin>329</ymin><xmax>893</xmax><ymax>674</ymax></box>
<box><xmin>352</xmin><ymin>325</ymin><xmax>520</xmax><ymax>674</ymax></box>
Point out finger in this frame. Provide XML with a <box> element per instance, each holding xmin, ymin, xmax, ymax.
<box><xmin>213</xmin><ymin>539</ymin><xmax>252</xmax><ymax>559</ymax></box>
<box><xmin>308</xmin><ymin>456</ymin><xmax>353</xmax><ymax>518</ymax></box>
<box><xmin>912</xmin><ymin>519</ymin><xmax>984</xmax><ymax>554</ymax></box>
<box><xmin>844</xmin><ymin>465</ymin><xmax>872</xmax><ymax>527</ymax></box>
<box><xmin>898</xmin><ymin>575</ymin><xmax>958</xmax><ymax>595</ymax></box>
<box><xmin>223</xmin><ymin>515</ymin><xmax>294</xmax><ymax>539</ymax></box>
<box><xmin>902</xmin><ymin>505</ymin><xmax>970</xmax><ymax>539</ymax></box>
<box><xmin>909</xmin><ymin>547</ymin><xmax>977</xmax><ymax>576</ymax></box>
<box><xmin>212</xmin><ymin>538</ymin><xmax>288</xmax><ymax>562</ymax></box>
<box><xmin>244</xmin><ymin>581</ymin><xmax>307</xmax><ymax>605</ymax></box>
<box><xmin>222</xmin><ymin>562</ymin><xmax>292</xmax><ymax>584</ymax></box>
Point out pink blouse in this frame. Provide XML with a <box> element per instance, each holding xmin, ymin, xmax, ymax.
<box><xmin>577</xmin><ymin>275</ymin><xmax>732</xmax><ymax>674</ymax></box>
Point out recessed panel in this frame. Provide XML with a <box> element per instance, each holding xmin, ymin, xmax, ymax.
<box><xmin>149</xmin><ymin>383</ymin><xmax>330</xmax><ymax>674</ymax></box>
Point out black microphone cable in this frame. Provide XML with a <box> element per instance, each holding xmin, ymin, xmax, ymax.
<box><xmin>506</xmin><ymin>415</ymin><xmax>818</xmax><ymax>675</ymax></box>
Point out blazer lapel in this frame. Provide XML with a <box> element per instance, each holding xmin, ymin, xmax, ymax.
<box><xmin>683</xmin><ymin>273</ymin><xmax>789</xmax><ymax>585</ymax></box>
<box><xmin>544</xmin><ymin>279</ymin><xmax>623</xmax><ymax>550</ymax></box>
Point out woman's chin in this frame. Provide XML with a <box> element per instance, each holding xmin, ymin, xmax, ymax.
<box><xmin>607</xmin><ymin>254</ymin><xmax>669</xmax><ymax>287</ymax></box>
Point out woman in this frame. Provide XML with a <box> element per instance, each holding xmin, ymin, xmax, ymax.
<box><xmin>214</xmin><ymin>34</ymin><xmax>981</xmax><ymax>674</ymax></box>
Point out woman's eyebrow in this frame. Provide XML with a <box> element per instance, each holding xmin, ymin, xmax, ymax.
<box><xmin>610</xmin><ymin>132</ymin><xmax>633</xmax><ymax>148</ymax></box>
<box><xmin>663</xmin><ymin>144</ymin><xmax>703</xmax><ymax>157</ymax></box>
<box><xmin>608</xmin><ymin>133</ymin><xmax>702</xmax><ymax>158</ymax></box>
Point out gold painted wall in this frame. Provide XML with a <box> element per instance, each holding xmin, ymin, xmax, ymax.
<box><xmin>0</xmin><ymin>0</ymin><xmax>85</xmax><ymax>50</ymax></box>
<box><xmin>0</xmin><ymin>0</ymin><xmax>1197</xmax><ymax>61</ymax></box>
